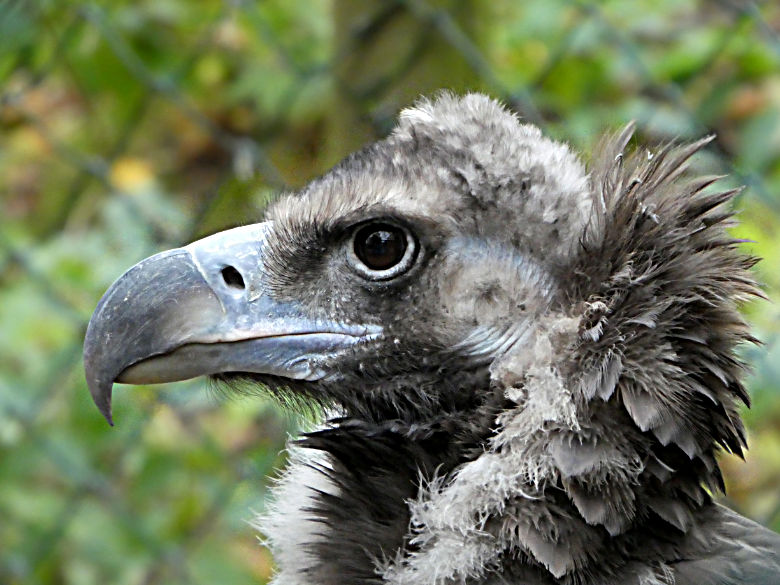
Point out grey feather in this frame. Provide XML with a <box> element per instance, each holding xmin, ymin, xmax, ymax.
<box><xmin>672</xmin><ymin>506</ymin><xmax>780</xmax><ymax>585</ymax></box>
<box><xmin>258</xmin><ymin>94</ymin><xmax>779</xmax><ymax>584</ymax></box>
<box><xmin>95</xmin><ymin>92</ymin><xmax>778</xmax><ymax>584</ymax></box>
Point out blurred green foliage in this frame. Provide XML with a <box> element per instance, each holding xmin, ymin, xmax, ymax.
<box><xmin>1</xmin><ymin>0</ymin><xmax>779</xmax><ymax>583</ymax></box>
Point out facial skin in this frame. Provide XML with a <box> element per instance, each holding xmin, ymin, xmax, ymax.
<box><xmin>85</xmin><ymin>94</ymin><xmax>586</xmax><ymax>427</ymax></box>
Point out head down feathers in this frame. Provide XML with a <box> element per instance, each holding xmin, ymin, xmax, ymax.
<box><xmin>259</xmin><ymin>94</ymin><xmax>777</xmax><ymax>585</ymax></box>
<box><xmin>85</xmin><ymin>93</ymin><xmax>779</xmax><ymax>585</ymax></box>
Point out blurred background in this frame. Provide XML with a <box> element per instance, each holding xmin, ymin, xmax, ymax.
<box><xmin>1</xmin><ymin>0</ymin><xmax>779</xmax><ymax>583</ymax></box>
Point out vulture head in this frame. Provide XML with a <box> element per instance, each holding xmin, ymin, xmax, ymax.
<box><xmin>84</xmin><ymin>93</ymin><xmax>778</xmax><ymax>585</ymax></box>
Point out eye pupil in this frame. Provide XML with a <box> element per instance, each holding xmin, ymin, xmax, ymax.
<box><xmin>354</xmin><ymin>224</ymin><xmax>408</xmax><ymax>271</ymax></box>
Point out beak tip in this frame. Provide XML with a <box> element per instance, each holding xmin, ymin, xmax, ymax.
<box><xmin>96</xmin><ymin>395</ymin><xmax>115</xmax><ymax>426</ymax></box>
<box><xmin>96</xmin><ymin>393</ymin><xmax>114</xmax><ymax>426</ymax></box>
<box><xmin>86</xmin><ymin>374</ymin><xmax>115</xmax><ymax>426</ymax></box>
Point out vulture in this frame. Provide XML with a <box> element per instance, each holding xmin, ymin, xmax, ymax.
<box><xmin>84</xmin><ymin>93</ymin><xmax>780</xmax><ymax>585</ymax></box>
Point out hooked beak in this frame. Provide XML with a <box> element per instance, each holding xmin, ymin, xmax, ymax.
<box><xmin>83</xmin><ymin>222</ymin><xmax>380</xmax><ymax>425</ymax></box>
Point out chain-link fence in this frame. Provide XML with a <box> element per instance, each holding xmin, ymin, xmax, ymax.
<box><xmin>1</xmin><ymin>1</ymin><xmax>779</xmax><ymax>583</ymax></box>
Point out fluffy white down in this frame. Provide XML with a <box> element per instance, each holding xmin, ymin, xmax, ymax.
<box><xmin>396</xmin><ymin>93</ymin><xmax>594</xmax><ymax>266</ymax></box>
<box><xmin>382</xmin><ymin>316</ymin><xmax>583</xmax><ymax>584</ymax></box>
<box><xmin>253</xmin><ymin>445</ymin><xmax>338</xmax><ymax>585</ymax></box>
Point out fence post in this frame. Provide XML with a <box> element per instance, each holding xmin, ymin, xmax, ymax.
<box><xmin>326</xmin><ymin>0</ymin><xmax>487</xmax><ymax>164</ymax></box>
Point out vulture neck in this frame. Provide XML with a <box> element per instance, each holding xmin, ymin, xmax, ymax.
<box><xmin>259</xmin><ymin>369</ymin><xmax>509</xmax><ymax>585</ymax></box>
<box><xmin>258</xmin><ymin>330</ymin><xmax>721</xmax><ymax>585</ymax></box>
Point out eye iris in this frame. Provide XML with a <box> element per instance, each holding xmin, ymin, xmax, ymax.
<box><xmin>354</xmin><ymin>224</ymin><xmax>407</xmax><ymax>271</ymax></box>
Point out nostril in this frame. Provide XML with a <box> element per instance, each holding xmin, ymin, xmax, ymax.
<box><xmin>221</xmin><ymin>266</ymin><xmax>245</xmax><ymax>290</ymax></box>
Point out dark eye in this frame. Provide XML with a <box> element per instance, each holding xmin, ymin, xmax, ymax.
<box><xmin>349</xmin><ymin>222</ymin><xmax>417</xmax><ymax>280</ymax></box>
<box><xmin>354</xmin><ymin>224</ymin><xmax>407</xmax><ymax>269</ymax></box>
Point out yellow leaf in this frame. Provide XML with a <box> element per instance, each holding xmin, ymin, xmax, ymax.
<box><xmin>110</xmin><ymin>157</ymin><xmax>155</xmax><ymax>194</ymax></box>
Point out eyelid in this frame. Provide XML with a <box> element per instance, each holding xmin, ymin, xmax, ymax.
<box><xmin>326</xmin><ymin>206</ymin><xmax>404</xmax><ymax>235</ymax></box>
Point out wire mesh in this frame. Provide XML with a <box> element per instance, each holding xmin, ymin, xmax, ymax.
<box><xmin>1</xmin><ymin>1</ymin><xmax>778</xmax><ymax>583</ymax></box>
